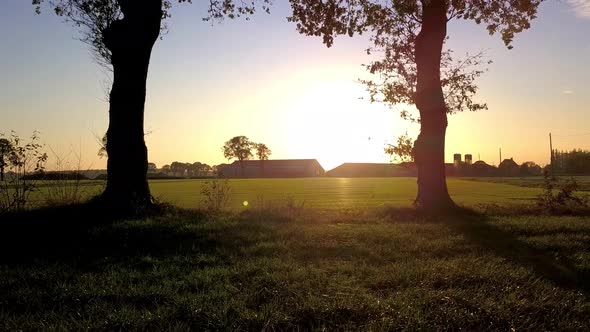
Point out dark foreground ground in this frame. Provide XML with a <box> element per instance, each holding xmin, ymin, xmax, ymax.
<box><xmin>0</xmin><ymin>204</ymin><xmax>589</xmax><ymax>331</ymax></box>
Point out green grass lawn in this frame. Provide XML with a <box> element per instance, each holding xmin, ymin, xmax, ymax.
<box><xmin>3</xmin><ymin>177</ymin><xmax>588</xmax><ymax>330</ymax></box>
<box><xmin>26</xmin><ymin>177</ymin><xmax>543</xmax><ymax>209</ymax></box>
<box><xmin>1</xmin><ymin>207</ymin><xmax>589</xmax><ymax>330</ymax></box>
<box><xmin>463</xmin><ymin>176</ymin><xmax>590</xmax><ymax>191</ymax></box>
<box><xmin>152</xmin><ymin>178</ymin><xmax>542</xmax><ymax>209</ymax></box>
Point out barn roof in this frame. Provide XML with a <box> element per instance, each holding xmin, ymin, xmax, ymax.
<box><xmin>222</xmin><ymin>159</ymin><xmax>324</xmax><ymax>170</ymax></box>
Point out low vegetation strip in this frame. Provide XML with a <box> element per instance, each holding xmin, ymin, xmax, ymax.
<box><xmin>18</xmin><ymin>177</ymin><xmax>543</xmax><ymax>210</ymax></box>
<box><xmin>7</xmin><ymin>177</ymin><xmax>545</xmax><ymax>212</ymax></box>
<box><xmin>0</xmin><ymin>206</ymin><xmax>588</xmax><ymax>330</ymax></box>
<box><xmin>463</xmin><ymin>176</ymin><xmax>590</xmax><ymax>191</ymax></box>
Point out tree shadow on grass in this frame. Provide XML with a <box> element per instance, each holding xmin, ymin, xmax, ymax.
<box><xmin>441</xmin><ymin>207</ymin><xmax>590</xmax><ymax>297</ymax></box>
<box><xmin>0</xmin><ymin>203</ymin><xmax>219</xmax><ymax>267</ymax></box>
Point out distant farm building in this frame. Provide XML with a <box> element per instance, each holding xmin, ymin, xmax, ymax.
<box><xmin>471</xmin><ymin>160</ymin><xmax>498</xmax><ymax>176</ymax></box>
<box><xmin>217</xmin><ymin>159</ymin><xmax>325</xmax><ymax>178</ymax></box>
<box><xmin>326</xmin><ymin>163</ymin><xmax>417</xmax><ymax>177</ymax></box>
<box><xmin>499</xmin><ymin>158</ymin><xmax>520</xmax><ymax>176</ymax></box>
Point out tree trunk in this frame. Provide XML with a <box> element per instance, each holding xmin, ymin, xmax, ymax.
<box><xmin>100</xmin><ymin>0</ymin><xmax>162</xmax><ymax>211</ymax></box>
<box><xmin>412</xmin><ymin>0</ymin><xmax>455</xmax><ymax>211</ymax></box>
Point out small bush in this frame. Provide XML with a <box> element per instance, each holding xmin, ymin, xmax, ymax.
<box><xmin>0</xmin><ymin>131</ymin><xmax>47</xmax><ymax>212</ymax></box>
<box><xmin>536</xmin><ymin>170</ymin><xmax>588</xmax><ymax>213</ymax></box>
<box><xmin>200</xmin><ymin>178</ymin><xmax>231</xmax><ymax>212</ymax></box>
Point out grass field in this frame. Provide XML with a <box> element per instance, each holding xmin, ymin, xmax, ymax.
<box><xmin>463</xmin><ymin>176</ymin><xmax>590</xmax><ymax>192</ymax></box>
<box><xmin>2</xmin><ymin>177</ymin><xmax>588</xmax><ymax>329</ymax></box>
<box><xmin>1</xmin><ymin>206</ymin><xmax>589</xmax><ymax>330</ymax></box>
<box><xmin>26</xmin><ymin>177</ymin><xmax>544</xmax><ymax>209</ymax></box>
<box><xmin>152</xmin><ymin>177</ymin><xmax>544</xmax><ymax>209</ymax></box>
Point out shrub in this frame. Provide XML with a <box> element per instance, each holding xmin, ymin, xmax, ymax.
<box><xmin>536</xmin><ymin>170</ymin><xmax>588</xmax><ymax>213</ymax></box>
<box><xmin>200</xmin><ymin>177</ymin><xmax>231</xmax><ymax>212</ymax></box>
<box><xmin>0</xmin><ymin>131</ymin><xmax>47</xmax><ymax>212</ymax></box>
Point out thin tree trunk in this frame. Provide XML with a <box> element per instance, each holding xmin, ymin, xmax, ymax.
<box><xmin>100</xmin><ymin>0</ymin><xmax>162</xmax><ymax>211</ymax></box>
<box><xmin>413</xmin><ymin>0</ymin><xmax>455</xmax><ymax>210</ymax></box>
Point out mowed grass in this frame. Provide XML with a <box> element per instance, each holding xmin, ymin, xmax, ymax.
<box><xmin>25</xmin><ymin>177</ymin><xmax>543</xmax><ymax>209</ymax></box>
<box><xmin>464</xmin><ymin>176</ymin><xmax>590</xmax><ymax>191</ymax></box>
<box><xmin>151</xmin><ymin>177</ymin><xmax>541</xmax><ymax>209</ymax></box>
<box><xmin>1</xmin><ymin>207</ymin><xmax>589</xmax><ymax>330</ymax></box>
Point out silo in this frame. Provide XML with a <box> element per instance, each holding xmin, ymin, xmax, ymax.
<box><xmin>453</xmin><ymin>153</ymin><xmax>461</xmax><ymax>167</ymax></box>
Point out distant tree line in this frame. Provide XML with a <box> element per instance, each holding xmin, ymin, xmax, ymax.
<box><xmin>160</xmin><ymin>162</ymin><xmax>213</xmax><ymax>178</ymax></box>
<box><xmin>552</xmin><ymin>149</ymin><xmax>590</xmax><ymax>175</ymax></box>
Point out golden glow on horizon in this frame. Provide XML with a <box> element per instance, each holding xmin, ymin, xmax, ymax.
<box><xmin>283</xmin><ymin>80</ymin><xmax>401</xmax><ymax>170</ymax></box>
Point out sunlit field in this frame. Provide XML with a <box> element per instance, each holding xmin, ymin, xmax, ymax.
<box><xmin>27</xmin><ymin>177</ymin><xmax>545</xmax><ymax>209</ymax></box>
<box><xmin>464</xmin><ymin>176</ymin><xmax>590</xmax><ymax>191</ymax></box>
<box><xmin>3</xmin><ymin>177</ymin><xmax>589</xmax><ymax>330</ymax></box>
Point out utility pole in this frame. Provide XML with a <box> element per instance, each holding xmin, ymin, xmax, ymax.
<box><xmin>499</xmin><ymin>148</ymin><xmax>502</xmax><ymax>165</ymax></box>
<box><xmin>549</xmin><ymin>132</ymin><xmax>553</xmax><ymax>167</ymax></box>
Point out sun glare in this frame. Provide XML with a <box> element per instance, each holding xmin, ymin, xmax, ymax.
<box><xmin>284</xmin><ymin>80</ymin><xmax>405</xmax><ymax>170</ymax></box>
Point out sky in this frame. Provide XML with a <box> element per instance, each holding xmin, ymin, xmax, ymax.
<box><xmin>1</xmin><ymin>0</ymin><xmax>589</xmax><ymax>171</ymax></box>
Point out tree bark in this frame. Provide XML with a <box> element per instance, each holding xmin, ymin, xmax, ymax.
<box><xmin>413</xmin><ymin>0</ymin><xmax>455</xmax><ymax>211</ymax></box>
<box><xmin>100</xmin><ymin>0</ymin><xmax>162</xmax><ymax>211</ymax></box>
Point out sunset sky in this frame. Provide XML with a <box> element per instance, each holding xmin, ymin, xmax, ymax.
<box><xmin>1</xmin><ymin>0</ymin><xmax>589</xmax><ymax>171</ymax></box>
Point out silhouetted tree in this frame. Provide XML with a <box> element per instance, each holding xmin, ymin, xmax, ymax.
<box><xmin>0</xmin><ymin>138</ymin><xmax>12</xmax><ymax>182</ymax></box>
<box><xmin>191</xmin><ymin>162</ymin><xmax>212</xmax><ymax>177</ymax></box>
<box><xmin>553</xmin><ymin>149</ymin><xmax>590</xmax><ymax>175</ymax></box>
<box><xmin>170</xmin><ymin>161</ymin><xmax>187</xmax><ymax>177</ymax></box>
<box><xmin>223</xmin><ymin>136</ymin><xmax>253</xmax><ymax>176</ymax></box>
<box><xmin>161</xmin><ymin>164</ymin><xmax>171</xmax><ymax>174</ymax></box>
<box><xmin>289</xmin><ymin>0</ymin><xmax>543</xmax><ymax>210</ymax></box>
<box><xmin>255</xmin><ymin>143</ymin><xmax>272</xmax><ymax>176</ymax></box>
<box><xmin>34</xmin><ymin>0</ymin><xmax>271</xmax><ymax>211</ymax></box>
<box><xmin>255</xmin><ymin>143</ymin><xmax>271</xmax><ymax>160</ymax></box>
<box><xmin>519</xmin><ymin>161</ymin><xmax>542</xmax><ymax>176</ymax></box>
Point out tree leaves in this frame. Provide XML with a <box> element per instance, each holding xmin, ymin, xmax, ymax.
<box><xmin>289</xmin><ymin>1</ymin><xmax>543</xmax><ymax>122</ymax></box>
<box><xmin>33</xmin><ymin>0</ymin><xmax>272</xmax><ymax>68</ymax></box>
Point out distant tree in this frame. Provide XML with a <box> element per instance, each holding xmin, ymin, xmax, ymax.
<box><xmin>289</xmin><ymin>0</ymin><xmax>543</xmax><ymax>210</ymax></box>
<box><xmin>161</xmin><ymin>164</ymin><xmax>171</xmax><ymax>174</ymax></box>
<box><xmin>255</xmin><ymin>143</ymin><xmax>272</xmax><ymax>160</ymax></box>
<box><xmin>553</xmin><ymin>149</ymin><xmax>590</xmax><ymax>175</ymax></box>
<box><xmin>519</xmin><ymin>161</ymin><xmax>542</xmax><ymax>176</ymax></box>
<box><xmin>170</xmin><ymin>161</ymin><xmax>188</xmax><ymax>177</ymax></box>
<box><xmin>34</xmin><ymin>0</ymin><xmax>271</xmax><ymax>211</ymax></box>
<box><xmin>0</xmin><ymin>138</ymin><xmax>12</xmax><ymax>181</ymax></box>
<box><xmin>385</xmin><ymin>133</ymin><xmax>414</xmax><ymax>163</ymax></box>
<box><xmin>147</xmin><ymin>162</ymin><xmax>157</xmax><ymax>172</ymax></box>
<box><xmin>223</xmin><ymin>136</ymin><xmax>253</xmax><ymax>176</ymax></box>
<box><xmin>191</xmin><ymin>162</ymin><xmax>212</xmax><ymax>177</ymax></box>
<box><xmin>255</xmin><ymin>143</ymin><xmax>272</xmax><ymax>177</ymax></box>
